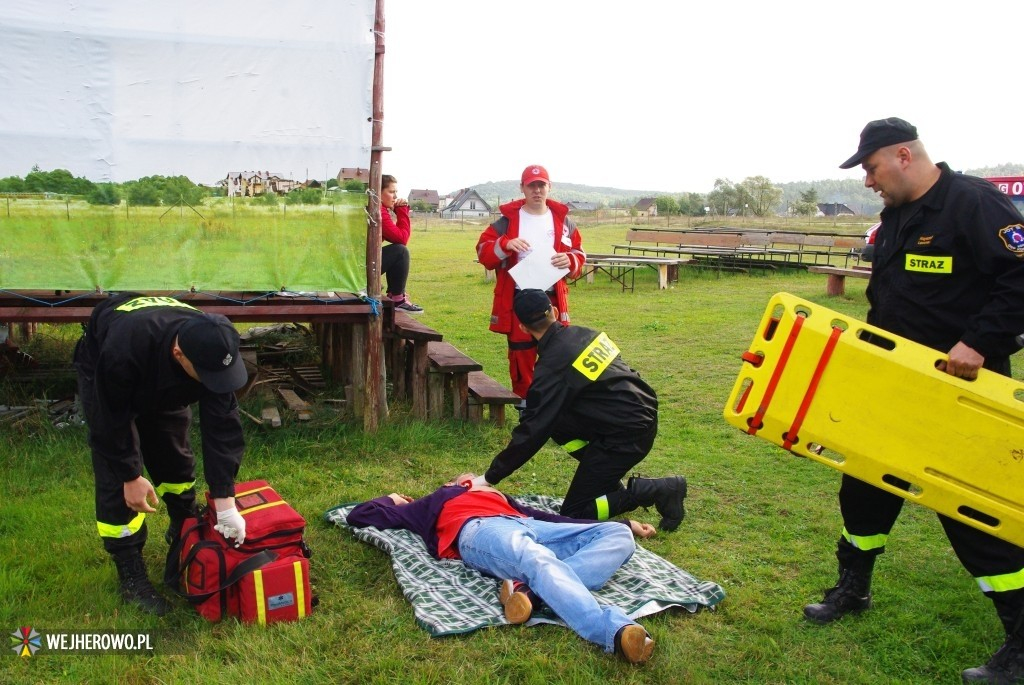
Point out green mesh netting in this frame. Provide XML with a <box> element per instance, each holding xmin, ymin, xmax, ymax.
<box><xmin>0</xmin><ymin>194</ymin><xmax>368</xmax><ymax>293</ymax></box>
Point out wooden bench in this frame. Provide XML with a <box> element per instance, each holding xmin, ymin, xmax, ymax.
<box><xmin>614</xmin><ymin>228</ymin><xmax>863</xmax><ymax>272</ymax></box>
<box><xmin>807</xmin><ymin>265</ymin><xmax>871</xmax><ymax>296</ymax></box>
<box><xmin>467</xmin><ymin>370</ymin><xmax>521</xmax><ymax>426</ymax></box>
<box><xmin>427</xmin><ymin>341</ymin><xmax>483</xmax><ymax>420</ymax></box>
<box><xmin>384</xmin><ymin>310</ymin><xmax>443</xmax><ymax>418</ymax></box>
<box><xmin>800</xmin><ymin>234</ymin><xmax>865</xmax><ymax>266</ymax></box>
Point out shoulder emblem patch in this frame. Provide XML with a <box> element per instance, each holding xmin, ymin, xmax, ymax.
<box><xmin>998</xmin><ymin>224</ymin><xmax>1024</xmax><ymax>254</ymax></box>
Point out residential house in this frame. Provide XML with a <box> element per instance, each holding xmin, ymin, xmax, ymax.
<box><xmin>408</xmin><ymin>189</ymin><xmax>440</xmax><ymax>211</ymax></box>
<box><xmin>817</xmin><ymin>202</ymin><xmax>855</xmax><ymax>217</ymax></box>
<box><xmin>337</xmin><ymin>167</ymin><xmax>369</xmax><ymax>184</ymax></box>
<box><xmin>566</xmin><ymin>201</ymin><xmax>598</xmax><ymax>212</ymax></box>
<box><xmin>634</xmin><ymin>197</ymin><xmax>658</xmax><ymax>218</ymax></box>
<box><xmin>440</xmin><ymin>188</ymin><xmax>491</xmax><ymax>219</ymax></box>
<box><xmin>225</xmin><ymin>171</ymin><xmax>295</xmax><ymax>197</ymax></box>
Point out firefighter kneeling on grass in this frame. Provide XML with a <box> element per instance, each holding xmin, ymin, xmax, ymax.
<box><xmin>74</xmin><ymin>293</ymin><xmax>249</xmax><ymax>615</ymax></box>
<box><xmin>470</xmin><ymin>289</ymin><xmax>686</xmax><ymax>531</ymax></box>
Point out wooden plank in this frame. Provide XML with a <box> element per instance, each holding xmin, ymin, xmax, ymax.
<box><xmin>412</xmin><ymin>342</ymin><xmax>430</xmax><ymax>419</ymax></box>
<box><xmin>277</xmin><ymin>388</ymin><xmax>312</xmax><ymax>420</ymax></box>
<box><xmin>261</xmin><ymin>406</ymin><xmax>282</xmax><ymax>427</ymax></box>
<box><xmin>467</xmin><ymin>370</ymin><xmax>520</xmax><ymax>402</ymax></box>
<box><xmin>808</xmin><ymin>266</ymin><xmax>871</xmax><ymax>278</ymax></box>
<box><xmin>350</xmin><ymin>323</ymin><xmax>366</xmax><ymax>419</ymax></box>
<box><xmin>427</xmin><ymin>370</ymin><xmax>445</xmax><ymax>420</ymax></box>
<box><xmin>452</xmin><ymin>373</ymin><xmax>470</xmax><ymax>420</ymax></box>
<box><xmin>390</xmin><ymin>310</ymin><xmax>443</xmax><ymax>341</ymax></box>
<box><xmin>626</xmin><ymin>229</ymin><xmax>743</xmax><ymax>248</ymax></box>
<box><xmin>427</xmin><ymin>341</ymin><xmax>482</xmax><ymax>373</ymax></box>
<box><xmin>467</xmin><ymin>370</ymin><xmax>519</xmax><ymax>426</ymax></box>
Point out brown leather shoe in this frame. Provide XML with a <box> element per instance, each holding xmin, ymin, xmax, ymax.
<box><xmin>499</xmin><ymin>579</ymin><xmax>534</xmax><ymax>624</ymax></box>
<box><xmin>615</xmin><ymin>624</ymin><xmax>655</xmax><ymax>664</ymax></box>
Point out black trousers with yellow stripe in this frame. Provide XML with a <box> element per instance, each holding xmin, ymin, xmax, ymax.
<box><xmin>553</xmin><ymin>417</ymin><xmax>657</xmax><ymax>521</ymax></box>
<box><xmin>81</xmin><ymin>378</ymin><xmax>198</xmax><ymax>554</ymax></box>
<box><xmin>837</xmin><ymin>473</ymin><xmax>1024</xmax><ymax>620</ymax></box>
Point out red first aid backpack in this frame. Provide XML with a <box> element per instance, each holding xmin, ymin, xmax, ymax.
<box><xmin>173</xmin><ymin>480</ymin><xmax>313</xmax><ymax>624</ymax></box>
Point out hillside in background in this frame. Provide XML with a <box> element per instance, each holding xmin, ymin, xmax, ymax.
<box><xmin>458</xmin><ymin>163</ymin><xmax>1024</xmax><ymax>216</ymax></box>
<box><xmin>465</xmin><ymin>180</ymin><xmax>665</xmax><ymax>209</ymax></box>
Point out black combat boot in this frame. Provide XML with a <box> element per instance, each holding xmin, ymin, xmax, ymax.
<box><xmin>962</xmin><ymin>602</ymin><xmax>1024</xmax><ymax>684</ymax></box>
<box><xmin>803</xmin><ymin>566</ymin><xmax>873</xmax><ymax>623</ymax></box>
<box><xmin>626</xmin><ymin>476</ymin><xmax>687</xmax><ymax>531</ymax></box>
<box><xmin>113</xmin><ymin>550</ymin><xmax>172</xmax><ymax>616</ymax></box>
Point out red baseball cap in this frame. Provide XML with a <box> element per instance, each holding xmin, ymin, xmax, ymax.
<box><xmin>521</xmin><ymin>165</ymin><xmax>550</xmax><ymax>185</ymax></box>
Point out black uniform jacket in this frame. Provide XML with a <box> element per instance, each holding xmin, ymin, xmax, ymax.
<box><xmin>73</xmin><ymin>293</ymin><xmax>244</xmax><ymax>497</ymax></box>
<box><xmin>484</xmin><ymin>323</ymin><xmax>658</xmax><ymax>485</ymax></box>
<box><xmin>868</xmin><ymin>163</ymin><xmax>1024</xmax><ymax>366</ymax></box>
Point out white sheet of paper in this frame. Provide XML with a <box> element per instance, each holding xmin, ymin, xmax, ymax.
<box><xmin>508</xmin><ymin>249</ymin><xmax>570</xmax><ymax>291</ymax></box>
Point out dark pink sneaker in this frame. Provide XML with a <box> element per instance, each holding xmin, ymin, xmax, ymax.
<box><xmin>389</xmin><ymin>294</ymin><xmax>424</xmax><ymax>313</ymax></box>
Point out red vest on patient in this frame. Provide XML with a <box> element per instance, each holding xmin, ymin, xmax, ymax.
<box><xmin>435</xmin><ymin>489</ymin><xmax>525</xmax><ymax>559</ymax></box>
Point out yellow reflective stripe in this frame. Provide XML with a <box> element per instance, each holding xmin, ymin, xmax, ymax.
<box><xmin>242</xmin><ymin>500</ymin><xmax>285</xmax><ymax>516</ymax></box>
<box><xmin>571</xmin><ymin>332</ymin><xmax>620</xmax><ymax>381</ymax></box>
<box><xmin>976</xmin><ymin>567</ymin><xmax>1024</xmax><ymax>593</ymax></box>
<box><xmin>155</xmin><ymin>481</ymin><xmax>195</xmax><ymax>498</ymax></box>
<box><xmin>294</xmin><ymin>561</ymin><xmax>306</xmax><ymax>618</ymax></box>
<box><xmin>595</xmin><ymin>495</ymin><xmax>610</xmax><ymax>521</ymax></box>
<box><xmin>905</xmin><ymin>254</ymin><xmax>953</xmax><ymax>273</ymax></box>
<box><xmin>562</xmin><ymin>439</ymin><xmax>588</xmax><ymax>453</ymax></box>
<box><xmin>841</xmin><ymin>527</ymin><xmax>887</xmax><ymax>551</ymax></box>
<box><xmin>96</xmin><ymin>512</ymin><xmax>146</xmax><ymax>538</ymax></box>
<box><xmin>115</xmin><ymin>296</ymin><xmax>199</xmax><ymax>313</ymax></box>
<box><xmin>254</xmin><ymin>570</ymin><xmax>267</xmax><ymax>626</ymax></box>
<box><xmin>235</xmin><ymin>484</ymin><xmax>271</xmax><ymax>498</ymax></box>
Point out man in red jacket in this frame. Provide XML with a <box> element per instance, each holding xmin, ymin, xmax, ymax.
<box><xmin>476</xmin><ymin>165</ymin><xmax>586</xmax><ymax>403</ymax></box>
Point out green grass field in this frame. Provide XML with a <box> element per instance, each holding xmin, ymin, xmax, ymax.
<box><xmin>1</xmin><ymin>215</ymin><xmax>1015</xmax><ymax>684</ymax></box>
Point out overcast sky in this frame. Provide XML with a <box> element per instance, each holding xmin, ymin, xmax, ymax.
<box><xmin>382</xmin><ymin>0</ymin><xmax>1024</xmax><ymax>194</ymax></box>
<box><xmin>3</xmin><ymin>1</ymin><xmax>1022</xmax><ymax>195</ymax></box>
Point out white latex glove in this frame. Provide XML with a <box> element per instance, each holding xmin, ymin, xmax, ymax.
<box><xmin>469</xmin><ymin>475</ymin><xmax>490</xmax><ymax>488</ymax></box>
<box><xmin>214</xmin><ymin>506</ymin><xmax>246</xmax><ymax>547</ymax></box>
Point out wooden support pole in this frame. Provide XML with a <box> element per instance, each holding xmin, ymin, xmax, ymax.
<box><xmin>363</xmin><ymin>0</ymin><xmax>389</xmax><ymax>432</ymax></box>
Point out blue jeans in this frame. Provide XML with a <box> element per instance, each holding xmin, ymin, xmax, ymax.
<box><xmin>457</xmin><ymin>516</ymin><xmax>638</xmax><ymax>652</ymax></box>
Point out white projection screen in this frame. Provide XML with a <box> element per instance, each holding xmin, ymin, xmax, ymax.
<box><xmin>0</xmin><ymin>0</ymin><xmax>376</xmax><ymax>293</ymax></box>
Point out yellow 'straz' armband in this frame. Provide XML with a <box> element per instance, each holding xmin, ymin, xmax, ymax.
<box><xmin>572</xmin><ymin>332</ymin><xmax>620</xmax><ymax>381</ymax></box>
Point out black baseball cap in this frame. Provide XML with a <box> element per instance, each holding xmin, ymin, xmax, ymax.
<box><xmin>177</xmin><ymin>314</ymin><xmax>247</xmax><ymax>393</ymax></box>
<box><xmin>839</xmin><ymin>117</ymin><xmax>919</xmax><ymax>169</ymax></box>
<box><xmin>513</xmin><ymin>289</ymin><xmax>551</xmax><ymax>325</ymax></box>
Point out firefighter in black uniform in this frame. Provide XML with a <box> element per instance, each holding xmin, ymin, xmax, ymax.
<box><xmin>74</xmin><ymin>293</ymin><xmax>249</xmax><ymax>615</ymax></box>
<box><xmin>471</xmin><ymin>289</ymin><xmax>687</xmax><ymax>531</ymax></box>
<box><xmin>805</xmin><ymin>117</ymin><xmax>1024</xmax><ymax>683</ymax></box>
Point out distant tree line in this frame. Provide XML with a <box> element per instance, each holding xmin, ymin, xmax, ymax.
<box><xmin>0</xmin><ymin>167</ymin><xmax>339</xmax><ymax>207</ymax></box>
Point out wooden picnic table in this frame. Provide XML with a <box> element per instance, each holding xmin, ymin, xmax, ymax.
<box><xmin>807</xmin><ymin>266</ymin><xmax>872</xmax><ymax>296</ymax></box>
<box><xmin>579</xmin><ymin>254</ymin><xmax>685</xmax><ymax>290</ymax></box>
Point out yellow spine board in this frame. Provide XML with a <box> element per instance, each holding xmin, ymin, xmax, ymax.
<box><xmin>723</xmin><ymin>292</ymin><xmax>1024</xmax><ymax>547</ymax></box>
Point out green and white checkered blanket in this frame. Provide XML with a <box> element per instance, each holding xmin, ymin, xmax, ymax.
<box><xmin>324</xmin><ymin>495</ymin><xmax>726</xmax><ymax>637</ymax></box>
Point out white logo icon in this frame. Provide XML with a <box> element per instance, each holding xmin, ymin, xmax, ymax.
<box><xmin>222</xmin><ymin>353</ymin><xmax>233</xmax><ymax>366</ymax></box>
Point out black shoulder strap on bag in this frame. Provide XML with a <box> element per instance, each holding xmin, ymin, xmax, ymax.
<box><xmin>171</xmin><ymin>545</ymin><xmax>278</xmax><ymax>603</ymax></box>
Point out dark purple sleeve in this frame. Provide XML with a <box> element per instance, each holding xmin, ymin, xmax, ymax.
<box><xmin>348</xmin><ymin>496</ymin><xmax>424</xmax><ymax>532</ymax></box>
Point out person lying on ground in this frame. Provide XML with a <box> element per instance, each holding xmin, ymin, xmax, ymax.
<box><xmin>347</xmin><ymin>473</ymin><xmax>658</xmax><ymax>664</ymax></box>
